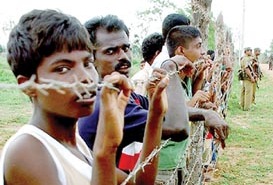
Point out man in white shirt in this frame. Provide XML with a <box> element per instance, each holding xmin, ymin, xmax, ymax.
<box><xmin>131</xmin><ymin>32</ymin><xmax>164</xmax><ymax>95</ymax></box>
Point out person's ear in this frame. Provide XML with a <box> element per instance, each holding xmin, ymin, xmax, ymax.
<box><xmin>17</xmin><ymin>75</ymin><xmax>37</xmax><ymax>97</ymax></box>
<box><xmin>155</xmin><ymin>50</ymin><xmax>161</xmax><ymax>57</ymax></box>
<box><xmin>151</xmin><ymin>50</ymin><xmax>161</xmax><ymax>64</ymax></box>
<box><xmin>175</xmin><ymin>46</ymin><xmax>185</xmax><ymax>55</ymax></box>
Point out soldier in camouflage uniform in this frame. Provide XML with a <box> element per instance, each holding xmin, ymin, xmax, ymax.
<box><xmin>252</xmin><ymin>48</ymin><xmax>262</xmax><ymax>104</ymax></box>
<box><xmin>240</xmin><ymin>47</ymin><xmax>256</xmax><ymax>111</ymax></box>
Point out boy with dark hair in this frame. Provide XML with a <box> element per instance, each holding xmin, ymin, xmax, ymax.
<box><xmin>0</xmin><ymin>9</ymin><xmax>169</xmax><ymax>185</ymax></box>
<box><xmin>159</xmin><ymin>25</ymin><xmax>228</xmax><ymax>184</ymax></box>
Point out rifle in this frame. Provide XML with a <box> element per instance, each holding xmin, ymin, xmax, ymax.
<box><xmin>252</xmin><ymin>57</ymin><xmax>263</xmax><ymax>80</ymax></box>
<box><xmin>256</xmin><ymin>80</ymin><xmax>259</xmax><ymax>89</ymax></box>
<box><xmin>257</xmin><ymin>65</ymin><xmax>263</xmax><ymax>80</ymax></box>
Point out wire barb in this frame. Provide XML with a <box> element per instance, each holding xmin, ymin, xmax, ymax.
<box><xmin>121</xmin><ymin>139</ymin><xmax>170</xmax><ymax>185</ymax></box>
<box><xmin>0</xmin><ymin>74</ymin><xmax>120</xmax><ymax>99</ymax></box>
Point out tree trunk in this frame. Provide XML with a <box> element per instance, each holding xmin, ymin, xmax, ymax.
<box><xmin>191</xmin><ymin>0</ymin><xmax>213</xmax><ymax>50</ymax></box>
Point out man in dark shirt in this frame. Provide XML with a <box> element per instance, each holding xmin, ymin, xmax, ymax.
<box><xmin>79</xmin><ymin>90</ymin><xmax>149</xmax><ymax>163</ymax></box>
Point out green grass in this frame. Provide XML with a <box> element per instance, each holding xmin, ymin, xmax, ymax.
<box><xmin>211</xmin><ymin>65</ymin><xmax>273</xmax><ymax>184</ymax></box>
<box><xmin>0</xmin><ymin>55</ymin><xmax>32</xmax><ymax>146</ymax></box>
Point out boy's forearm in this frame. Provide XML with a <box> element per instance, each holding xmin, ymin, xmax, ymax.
<box><xmin>92</xmin><ymin>152</ymin><xmax>117</xmax><ymax>185</ymax></box>
<box><xmin>135</xmin><ymin>112</ymin><xmax>164</xmax><ymax>184</ymax></box>
<box><xmin>142</xmin><ymin>112</ymin><xmax>164</xmax><ymax>150</ymax></box>
<box><xmin>92</xmin><ymin>103</ymin><xmax>120</xmax><ymax>185</ymax></box>
<box><xmin>92</xmin><ymin>136</ymin><xmax>118</xmax><ymax>185</ymax></box>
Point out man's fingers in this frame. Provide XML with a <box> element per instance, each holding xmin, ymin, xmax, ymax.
<box><xmin>102</xmin><ymin>72</ymin><xmax>133</xmax><ymax>96</ymax></box>
<box><xmin>148</xmin><ymin>69</ymin><xmax>169</xmax><ymax>94</ymax></box>
<box><xmin>214</xmin><ymin>126</ymin><xmax>229</xmax><ymax>149</ymax></box>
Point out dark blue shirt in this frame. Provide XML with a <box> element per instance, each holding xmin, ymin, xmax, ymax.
<box><xmin>78</xmin><ymin>91</ymin><xmax>149</xmax><ymax>164</ymax></box>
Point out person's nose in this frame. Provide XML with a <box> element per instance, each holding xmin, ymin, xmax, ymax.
<box><xmin>201</xmin><ymin>47</ymin><xmax>206</xmax><ymax>56</ymax></box>
<box><xmin>76</xmin><ymin>65</ymin><xmax>98</xmax><ymax>84</ymax></box>
<box><xmin>118</xmin><ymin>48</ymin><xmax>130</xmax><ymax>61</ymax></box>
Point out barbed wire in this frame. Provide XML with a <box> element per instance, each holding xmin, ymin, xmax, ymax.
<box><xmin>121</xmin><ymin>139</ymin><xmax>170</xmax><ymax>185</ymax></box>
<box><xmin>0</xmin><ymin>74</ymin><xmax>121</xmax><ymax>98</ymax></box>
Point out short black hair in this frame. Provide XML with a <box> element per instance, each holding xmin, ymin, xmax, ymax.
<box><xmin>166</xmin><ymin>25</ymin><xmax>201</xmax><ymax>57</ymax></box>
<box><xmin>141</xmin><ymin>32</ymin><xmax>164</xmax><ymax>63</ymax></box>
<box><xmin>84</xmin><ymin>14</ymin><xmax>129</xmax><ymax>47</ymax></box>
<box><xmin>207</xmin><ymin>50</ymin><xmax>215</xmax><ymax>61</ymax></box>
<box><xmin>7</xmin><ymin>9</ymin><xmax>91</xmax><ymax>78</ymax></box>
<box><xmin>162</xmin><ymin>13</ymin><xmax>190</xmax><ymax>41</ymax></box>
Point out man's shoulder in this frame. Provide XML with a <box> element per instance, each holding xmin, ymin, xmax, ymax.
<box><xmin>131</xmin><ymin>69</ymin><xmax>147</xmax><ymax>81</ymax></box>
<box><xmin>152</xmin><ymin>46</ymin><xmax>169</xmax><ymax>68</ymax></box>
<box><xmin>241</xmin><ymin>56</ymin><xmax>251</xmax><ymax>66</ymax></box>
<box><xmin>241</xmin><ymin>56</ymin><xmax>250</xmax><ymax>61</ymax></box>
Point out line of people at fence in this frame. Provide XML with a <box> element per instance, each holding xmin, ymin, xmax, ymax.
<box><xmin>0</xmin><ymin>9</ymin><xmax>230</xmax><ymax>185</ymax></box>
<box><xmin>130</xmin><ymin>13</ymin><xmax>233</xmax><ymax>184</ymax></box>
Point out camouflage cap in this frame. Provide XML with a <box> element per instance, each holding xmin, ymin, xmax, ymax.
<box><xmin>254</xmin><ymin>47</ymin><xmax>261</xmax><ymax>52</ymax></box>
<box><xmin>244</xmin><ymin>47</ymin><xmax>252</xmax><ymax>52</ymax></box>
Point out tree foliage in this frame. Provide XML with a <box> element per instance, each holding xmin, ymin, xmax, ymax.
<box><xmin>136</xmin><ymin>0</ymin><xmax>184</xmax><ymax>37</ymax></box>
<box><xmin>131</xmin><ymin>0</ymin><xmax>218</xmax><ymax>62</ymax></box>
<box><xmin>132</xmin><ymin>0</ymin><xmax>188</xmax><ymax>61</ymax></box>
<box><xmin>207</xmin><ymin>20</ymin><xmax>216</xmax><ymax>50</ymax></box>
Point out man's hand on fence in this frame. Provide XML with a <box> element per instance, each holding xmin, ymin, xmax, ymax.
<box><xmin>203</xmin><ymin>109</ymin><xmax>229</xmax><ymax>148</ymax></box>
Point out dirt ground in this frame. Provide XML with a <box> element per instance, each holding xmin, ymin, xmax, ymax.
<box><xmin>203</xmin><ymin>63</ymin><xmax>273</xmax><ymax>184</ymax></box>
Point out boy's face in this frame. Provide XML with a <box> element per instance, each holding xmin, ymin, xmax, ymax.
<box><xmin>93</xmin><ymin>28</ymin><xmax>132</xmax><ymax>80</ymax></box>
<box><xmin>35</xmin><ymin>50</ymin><xmax>99</xmax><ymax>118</ymax></box>
<box><xmin>183</xmin><ymin>37</ymin><xmax>204</xmax><ymax>63</ymax></box>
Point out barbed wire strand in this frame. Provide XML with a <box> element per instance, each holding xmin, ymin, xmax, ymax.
<box><xmin>121</xmin><ymin>139</ymin><xmax>170</xmax><ymax>185</ymax></box>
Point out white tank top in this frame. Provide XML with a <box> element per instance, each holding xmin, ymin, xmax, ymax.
<box><xmin>0</xmin><ymin>124</ymin><xmax>93</xmax><ymax>185</ymax></box>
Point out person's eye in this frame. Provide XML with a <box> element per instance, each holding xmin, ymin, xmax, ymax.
<box><xmin>54</xmin><ymin>66</ymin><xmax>70</xmax><ymax>74</ymax></box>
<box><xmin>123</xmin><ymin>45</ymin><xmax>130</xmax><ymax>52</ymax></box>
<box><xmin>84</xmin><ymin>59</ymin><xmax>95</xmax><ymax>69</ymax></box>
<box><xmin>105</xmin><ymin>48</ymin><xmax>115</xmax><ymax>55</ymax></box>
